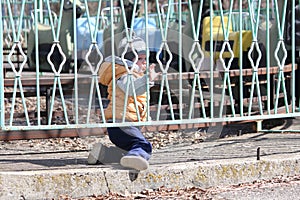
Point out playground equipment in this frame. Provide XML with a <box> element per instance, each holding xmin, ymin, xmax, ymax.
<box><xmin>101</xmin><ymin>1</ymin><xmax>139</xmax><ymax>58</ymax></box>
<box><xmin>27</xmin><ymin>0</ymin><xmax>85</xmax><ymax>72</ymax></box>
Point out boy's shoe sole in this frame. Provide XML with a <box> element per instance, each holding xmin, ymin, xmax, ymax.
<box><xmin>87</xmin><ymin>143</ymin><xmax>105</xmax><ymax>165</ymax></box>
<box><xmin>88</xmin><ymin>143</ymin><xmax>127</xmax><ymax>165</ymax></box>
<box><xmin>120</xmin><ymin>155</ymin><xmax>149</xmax><ymax>171</ymax></box>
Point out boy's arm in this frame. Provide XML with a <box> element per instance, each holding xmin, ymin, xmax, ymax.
<box><xmin>117</xmin><ymin>74</ymin><xmax>154</xmax><ymax>96</ymax></box>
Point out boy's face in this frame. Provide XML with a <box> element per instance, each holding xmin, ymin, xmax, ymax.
<box><xmin>134</xmin><ymin>54</ymin><xmax>147</xmax><ymax>72</ymax></box>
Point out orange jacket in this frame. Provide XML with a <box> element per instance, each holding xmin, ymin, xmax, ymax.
<box><xmin>99</xmin><ymin>62</ymin><xmax>148</xmax><ymax>122</ymax></box>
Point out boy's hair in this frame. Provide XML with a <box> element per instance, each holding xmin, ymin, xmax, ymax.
<box><xmin>118</xmin><ymin>36</ymin><xmax>146</xmax><ymax>60</ymax></box>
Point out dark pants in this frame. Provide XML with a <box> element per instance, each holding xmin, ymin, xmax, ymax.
<box><xmin>107</xmin><ymin>126</ymin><xmax>152</xmax><ymax>160</ymax></box>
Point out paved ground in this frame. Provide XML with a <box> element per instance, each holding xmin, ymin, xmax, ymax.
<box><xmin>2</xmin><ymin>132</ymin><xmax>298</xmax><ymax>172</ymax></box>
<box><xmin>1</xmin><ymin>118</ymin><xmax>300</xmax><ymax>199</ymax></box>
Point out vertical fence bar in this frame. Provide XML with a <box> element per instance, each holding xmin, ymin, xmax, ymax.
<box><xmin>291</xmin><ymin>0</ymin><xmax>296</xmax><ymax>113</ymax></box>
<box><xmin>110</xmin><ymin>0</ymin><xmax>116</xmax><ymax>123</ymax></box>
<box><xmin>209</xmin><ymin>0</ymin><xmax>214</xmax><ymax>119</ymax></box>
<box><xmin>266</xmin><ymin>0</ymin><xmax>271</xmax><ymax>114</ymax></box>
<box><xmin>73</xmin><ymin>0</ymin><xmax>78</xmax><ymax>124</ymax></box>
<box><xmin>34</xmin><ymin>0</ymin><xmax>41</xmax><ymax>126</ymax></box>
<box><xmin>239</xmin><ymin>0</ymin><xmax>244</xmax><ymax>116</ymax></box>
<box><xmin>178</xmin><ymin>0</ymin><xmax>183</xmax><ymax>120</ymax></box>
<box><xmin>0</xmin><ymin>0</ymin><xmax>4</xmax><ymax>129</ymax></box>
<box><xmin>144</xmin><ymin>0</ymin><xmax>151</xmax><ymax>122</ymax></box>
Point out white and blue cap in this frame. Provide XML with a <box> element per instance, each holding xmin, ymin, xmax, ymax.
<box><xmin>118</xmin><ymin>36</ymin><xmax>146</xmax><ymax>60</ymax></box>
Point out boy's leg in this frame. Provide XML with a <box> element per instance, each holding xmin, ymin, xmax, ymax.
<box><xmin>87</xmin><ymin>143</ymin><xmax>127</xmax><ymax>165</ymax></box>
<box><xmin>107</xmin><ymin>126</ymin><xmax>152</xmax><ymax>170</ymax></box>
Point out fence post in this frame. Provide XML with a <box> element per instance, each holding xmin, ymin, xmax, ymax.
<box><xmin>0</xmin><ymin>0</ymin><xmax>4</xmax><ymax>130</ymax></box>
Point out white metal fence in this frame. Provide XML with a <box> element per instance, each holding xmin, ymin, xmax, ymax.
<box><xmin>1</xmin><ymin>0</ymin><xmax>299</xmax><ymax>134</ymax></box>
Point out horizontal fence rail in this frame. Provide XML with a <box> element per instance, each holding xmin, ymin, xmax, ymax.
<box><xmin>1</xmin><ymin>0</ymin><xmax>300</xmax><ymax>134</ymax></box>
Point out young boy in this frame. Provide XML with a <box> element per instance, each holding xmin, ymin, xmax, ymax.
<box><xmin>87</xmin><ymin>36</ymin><xmax>159</xmax><ymax>171</ymax></box>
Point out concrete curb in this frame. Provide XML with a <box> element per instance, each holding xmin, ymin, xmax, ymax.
<box><xmin>1</xmin><ymin>154</ymin><xmax>300</xmax><ymax>199</ymax></box>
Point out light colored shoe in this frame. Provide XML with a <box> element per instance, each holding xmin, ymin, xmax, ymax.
<box><xmin>120</xmin><ymin>155</ymin><xmax>149</xmax><ymax>171</ymax></box>
<box><xmin>88</xmin><ymin>143</ymin><xmax>127</xmax><ymax>165</ymax></box>
<box><xmin>87</xmin><ymin>143</ymin><xmax>105</xmax><ymax>165</ymax></box>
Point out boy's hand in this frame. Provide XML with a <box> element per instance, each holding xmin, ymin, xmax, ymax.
<box><xmin>149</xmin><ymin>64</ymin><xmax>161</xmax><ymax>81</ymax></box>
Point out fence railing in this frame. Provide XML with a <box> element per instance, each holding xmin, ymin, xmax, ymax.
<box><xmin>1</xmin><ymin>0</ymin><xmax>300</xmax><ymax>134</ymax></box>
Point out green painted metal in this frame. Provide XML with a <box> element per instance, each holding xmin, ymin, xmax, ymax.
<box><xmin>1</xmin><ymin>0</ymin><xmax>299</xmax><ymax>132</ymax></box>
<box><xmin>0</xmin><ymin>0</ymin><xmax>3</xmax><ymax>129</ymax></box>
